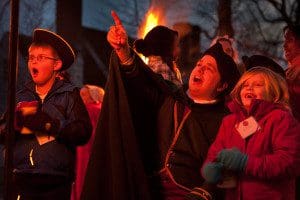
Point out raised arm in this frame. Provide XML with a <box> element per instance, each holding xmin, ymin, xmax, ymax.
<box><xmin>107</xmin><ymin>11</ymin><xmax>132</xmax><ymax>66</ymax></box>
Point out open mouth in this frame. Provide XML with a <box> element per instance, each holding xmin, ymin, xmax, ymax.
<box><xmin>32</xmin><ymin>68</ymin><xmax>39</xmax><ymax>76</ymax></box>
<box><xmin>245</xmin><ymin>93</ymin><xmax>256</xmax><ymax>99</ymax></box>
<box><xmin>193</xmin><ymin>76</ymin><xmax>202</xmax><ymax>83</ymax></box>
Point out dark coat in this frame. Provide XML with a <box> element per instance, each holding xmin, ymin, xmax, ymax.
<box><xmin>13</xmin><ymin>79</ymin><xmax>92</xmax><ymax>179</ymax></box>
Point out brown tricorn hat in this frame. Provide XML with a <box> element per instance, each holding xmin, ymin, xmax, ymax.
<box><xmin>32</xmin><ymin>28</ymin><xmax>75</xmax><ymax>71</ymax></box>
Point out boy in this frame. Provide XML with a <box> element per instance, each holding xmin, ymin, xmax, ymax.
<box><xmin>12</xmin><ymin>29</ymin><xmax>92</xmax><ymax>199</ymax></box>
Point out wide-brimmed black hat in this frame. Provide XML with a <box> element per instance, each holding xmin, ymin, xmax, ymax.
<box><xmin>32</xmin><ymin>28</ymin><xmax>75</xmax><ymax>71</ymax></box>
<box><xmin>134</xmin><ymin>26</ymin><xmax>178</xmax><ymax>57</ymax></box>
<box><xmin>242</xmin><ymin>55</ymin><xmax>285</xmax><ymax>78</ymax></box>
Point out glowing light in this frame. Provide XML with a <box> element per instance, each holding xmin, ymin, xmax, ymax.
<box><xmin>139</xmin><ymin>13</ymin><xmax>159</xmax><ymax>38</ymax></box>
<box><xmin>137</xmin><ymin>9</ymin><xmax>165</xmax><ymax>63</ymax></box>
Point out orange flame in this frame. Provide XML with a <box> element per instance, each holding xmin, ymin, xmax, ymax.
<box><xmin>139</xmin><ymin>8</ymin><xmax>166</xmax><ymax>37</ymax></box>
<box><xmin>137</xmin><ymin>8</ymin><xmax>166</xmax><ymax>63</ymax></box>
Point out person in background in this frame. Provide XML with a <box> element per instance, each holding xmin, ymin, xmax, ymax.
<box><xmin>242</xmin><ymin>54</ymin><xmax>285</xmax><ymax>78</ymax></box>
<box><xmin>6</xmin><ymin>29</ymin><xmax>92</xmax><ymax>200</ymax></box>
<box><xmin>283</xmin><ymin>24</ymin><xmax>300</xmax><ymax>121</ymax></box>
<box><xmin>210</xmin><ymin>35</ymin><xmax>243</xmax><ymax>74</ymax></box>
<box><xmin>134</xmin><ymin>25</ymin><xmax>183</xmax><ymax>88</ymax></box>
<box><xmin>71</xmin><ymin>84</ymin><xmax>104</xmax><ymax>200</ymax></box>
<box><xmin>202</xmin><ymin>67</ymin><xmax>300</xmax><ymax>200</ymax></box>
<box><xmin>283</xmin><ymin>23</ymin><xmax>300</xmax><ymax>200</ymax></box>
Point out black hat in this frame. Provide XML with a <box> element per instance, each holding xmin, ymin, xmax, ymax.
<box><xmin>134</xmin><ymin>26</ymin><xmax>178</xmax><ymax>57</ymax></box>
<box><xmin>32</xmin><ymin>29</ymin><xmax>75</xmax><ymax>71</ymax></box>
<box><xmin>202</xmin><ymin>42</ymin><xmax>241</xmax><ymax>97</ymax></box>
<box><xmin>242</xmin><ymin>55</ymin><xmax>285</xmax><ymax>78</ymax></box>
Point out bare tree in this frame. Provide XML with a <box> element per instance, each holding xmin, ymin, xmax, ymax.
<box><xmin>218</xmin><ymin>0</ymin><xmax>234</xmax><ymax>37</ymax></box>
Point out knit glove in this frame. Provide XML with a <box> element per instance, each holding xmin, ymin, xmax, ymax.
<box><xmin>217</xmin><ymin>148</ymin><xmax>248</xmax><ymax>171</ymax></box>
<box><xmin>23</xmin><ymin>109</ymin><xmax>59</xmax><ymax>135</ymax></box>
<box><xmin>202</xmin><ymin>162</ymin><xmax>223</xmax><ymax>184</ymax></box>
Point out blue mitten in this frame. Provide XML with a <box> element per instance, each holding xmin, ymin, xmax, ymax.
<box><xmin>217</xmin><ymin>148</ymin><xmax>248</xmax><ymax>171</ymax></box>
<box><xmin>202</xmin><ymin>162</ymin><xmax>223</xmax><ymax>184</ymax></box>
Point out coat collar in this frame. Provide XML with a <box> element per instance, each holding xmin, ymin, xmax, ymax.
<box><xmin>227</xmin><ymin>99</ymin><xmax>285</xmax><ymax>121</ymax></box>
<box><xmin>24</xmin><ymin>78</ymin><xmax>76</xmax><ymax>97</ymax></box>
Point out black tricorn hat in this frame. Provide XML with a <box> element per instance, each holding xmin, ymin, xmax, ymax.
<box><xmin>202</xmin><ymin>42</ymin><xmax>241</xmax><ymax>97</ymax></box>
<box><xmin>242</xmin><ymin>55</ymin><xmax>285</xmax><ymax>78</ymax></box>
<box><xmin>32</xmin><ymin>29</ymin><xmax>75</xmax><ymax>71</ymax></box>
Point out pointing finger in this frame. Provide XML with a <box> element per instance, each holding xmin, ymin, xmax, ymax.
<box><xmin>111</xmin><ymin>10</ymin><xmax>122</xmax><ymax>26</ymax></box>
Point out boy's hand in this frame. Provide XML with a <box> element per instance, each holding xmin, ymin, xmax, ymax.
<box><xmin>15</xmin><ymin>101</ymin><xmax>39</xmax><ymax>131</ymax></box>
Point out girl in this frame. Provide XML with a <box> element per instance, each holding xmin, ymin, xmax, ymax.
<box><xmin>202</xmin><ymin>67</ymin><xmax>300</xmax><ymax>200</ymax></box>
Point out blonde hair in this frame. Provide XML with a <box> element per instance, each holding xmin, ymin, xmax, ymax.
<box><xmin>230</xmin><ymin>67</ymin><xmax>290</xmax><ymax>110</ymax></box>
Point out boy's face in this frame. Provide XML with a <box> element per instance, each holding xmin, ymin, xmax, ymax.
<box><xmin>28</xmin><ymin>45</ymin><xmax>62</xmax><ymax>86</ymax></box>
<box><xmin>188</xmin><ymin>55</ymin><xmax>225</xmax><ymax>100</ymax></box>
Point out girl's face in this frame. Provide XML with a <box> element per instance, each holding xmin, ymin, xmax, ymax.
<box><xmin>240</xmin><ymin>74</ymin><xmax>267</xmax><ymax>110</ymax></box>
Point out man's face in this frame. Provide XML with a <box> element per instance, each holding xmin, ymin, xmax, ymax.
<box><xmin>284</xmin><ymin>29</ymin><xmax>300</xmax><ymax>62</ymax></box>
<box><xmin>28</xmin><ymin>46</ymin><xmax>60</xmax><ymax>86</ymax></box>
<box><xmin>188</xmin><ymin>55</ymin><xmax>223</xmax><ymax>100</ymax></box>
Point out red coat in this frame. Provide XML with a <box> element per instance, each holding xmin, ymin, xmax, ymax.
<box><xmin>71</xmin><ymin>102</ymin><xmax>102</xmax><ymax>200</ymax></box>
<box><xmin>204</xmin><ymin>99</ymin><xmax>300</xmax><ymax>200</ymax></box>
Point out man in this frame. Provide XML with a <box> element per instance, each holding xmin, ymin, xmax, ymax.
<box><xmin>82</xmin><ymin>11</ymin><xmax>240</xmax><ymax>200</ymax></box>
<box><xmin>283</xmin><ymin>24</ymin><xmax>300</xmax><ymax>200</ymax></box>
<box><xmin>284</xmin><ymin>25</ymin><xmax>300</xmax><ymax>121</ymax></box>
<box><xmin>10</xmin><ymin>29</ymin><xmax>92</xmax><ymax>199</ymax></box>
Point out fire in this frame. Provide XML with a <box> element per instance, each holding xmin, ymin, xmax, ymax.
<box><xmin>138</xmin><ymin>9</ymin><xmax>165</xmax><ymax>38</ymax></box>
<box><xmin>138</xmin><ymin>13</ymin><xmax>159</xmax><ymax>38</ymax></box>
<box><xmin>137</xmin><ymin>8</ymin><xmax>166</xmax><ymax>63</ymax></box>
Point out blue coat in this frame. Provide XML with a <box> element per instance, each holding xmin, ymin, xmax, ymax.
<box><xmin>14</xmin><ymin>79</ymin><xmax>92</xmax><ymax>179</ymax></box>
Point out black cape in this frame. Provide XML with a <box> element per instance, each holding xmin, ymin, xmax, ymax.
<box><xmin>81</xmin><ymin>51</ymin><xmax>173</xmax><ymax>200</ymax></box>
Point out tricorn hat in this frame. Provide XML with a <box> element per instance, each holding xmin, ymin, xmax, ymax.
<box><xmin>134</xmin><ymin>26</ymin><xmax>178</xmax><ymax>57</ymax></box>
<box><xmin>242</xmin><ymin>55</ymin><xmax>285</xmax><ymax>78</ymax></box>
<box><xmin>202</xmin><ymin>42</ymin><xmax>241</xmax><ymax>97</ymax></box>
<box><xmin>32</xmin><ymin>28</ymin><xmax>75</xmax><ymax>71</ymax></box>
